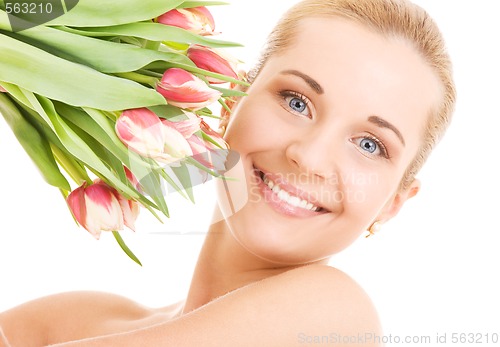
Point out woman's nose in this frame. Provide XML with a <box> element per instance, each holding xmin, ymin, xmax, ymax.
<box><xmin>285</xmin><ymin>129</ymin><xmax>338</xmax><ymax>181</ymax></box>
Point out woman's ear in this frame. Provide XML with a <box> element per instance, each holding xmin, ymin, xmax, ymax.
<box><xmin>377</xmin><ymin>178</ymin><xmax>421</xmax><ymax>224</ymax></box>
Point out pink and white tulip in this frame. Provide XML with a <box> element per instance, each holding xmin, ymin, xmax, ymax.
<box><xmin>66</xmin><ymin>179</ymin><xmax>139</xmax><ymax>239</ymax></box>
<box><xmin>187</xmin><ymin>45</ymin><xmax>238</xmax><ymax>83</ymax></box>
<box><xmin>124</xmin><ymin>166</ymin><xmax>141</xmax><ymax>192</ymax></box>
<box><xmin>156</xmin><ymin>68</ymin><xmax>222</xmax><ymax>110</ymax></box>
<box><xmin>188</xmin><ymin>120</ymin><xmax>229</xmax><ymax>170</ymax></box>
<box><xmin>161</xmin><ymin>112</ymin><xmax>201</xmax><ymax>139</ymax></box>
<box><xmin>159</xmin><ymin>121</ymin><xmax>193</xmax><ymax>163</ymax></box>
<box><xmin>115</xmin><ymin>108</ymin><xmax>166</xmax><ymax>159</ymax></box>
<box><xmin>116</xmin><ymin>107</ymin><xmax>193</xmax><ymax>164</ymax></box>
<box><xmin>156</xmin><ymin>6</ymin><xmax>216</xmax><ymax>36</ymax></box>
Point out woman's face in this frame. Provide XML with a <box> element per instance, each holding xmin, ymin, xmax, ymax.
<box><xmin>217</xmin><ymin>17</ymin><xmax>441</xmax><ymax>265</ymax></box>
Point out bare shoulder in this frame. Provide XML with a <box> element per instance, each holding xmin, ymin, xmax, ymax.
<box><xmin>260</xmin><ymin>264</ymin><xmax>382</xmax><ymax>339</ymax></box>
<box><xmin>38</xmin><ymin>266</ymin><xmax>382</xmax><ymax>347</ymax></box>
<box><xmin>0</xmin><ymin>291</ymin><xmax>161</xmax><ymax>347</ymax></box>
<box><xmin>126</xmin><ymin>264</ymin><xmax>383</xmax><ymax>347</ymax></box>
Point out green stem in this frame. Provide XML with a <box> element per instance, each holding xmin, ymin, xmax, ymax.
<box><xmin>112</xmin><ymin>231</ymin><xmax>142</xmax><ymax>266</ymax></box>
<box><xmin>137</xmin><ymin>69</ymin><xmax>163</xmax><ymax>79</ymax></box>
<box><xmin>143</xmin><ymin>40</ymin><xmax>161</xmax><ymax>51</ymax></box>
<box><xmin>113</xmin><ymin>72</ymin><xmax>158</xmax><ymax>88</ymax></box>
<box><xmin>51</xmin><ymin>143</ymin><xmax>92</xmax><ymax>185</ymax></box>
<box><xmin>195</xmin><ymin>110</ymin><xmax>222</xmax><ymax>119</ymax></box>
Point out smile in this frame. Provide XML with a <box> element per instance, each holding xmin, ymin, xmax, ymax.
<box><xmin>254</xmin><ymin>167</ymin><xmax>328</xmax><ymax>218</ymax></box>
<box><xmin>262</xmin><ymin>174</ymin><xmax>322</xmax><ymax>212</ymax></box>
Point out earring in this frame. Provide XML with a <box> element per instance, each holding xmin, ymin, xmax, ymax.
<box><xmin>219</xmin><ymin>124</ymin><xmax>226</xmax><ymax>136</ymax></box>
<box><xmin>365</xmin><ymin>221</ymin><xmax>381</xmax><ymax>238</ymax></box>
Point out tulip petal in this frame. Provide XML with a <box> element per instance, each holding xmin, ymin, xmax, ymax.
<box><xmin>84</xmin><ymin>180</ymin><xmax>124</xmax><ymax>239</ymax></box>
<box><xmin>67</xmin><ymin>183</ymin><xmax>88</xmax><ymax>230</ymax></box>
<box><xmin>161</xmin><ymin>112</ymin><xmax>201</xmax><ymax>139</ymax></box>
<box><xmin>162</xmin><ymin>125</ymin><xmax>194</xmax><ymax>159</ymax></box>
<box><xmin>124</xmin><ymin>166</ymin><xmax>141</xmax><ymax>191</ymax></box>
<box><xmin>157</xmin><ymin>68</ymin><xmax>222</xmax><ymax>110</ymax></box>
<box><xmin>187</xmin><ymin>45</ymin><xmax>238</xmax><ymax>83</ymax></box>
<box><xmin>116</xmin><ymin>108</ymin><xmax>166</xmax><ymax>157</ymax></box>
<box><xmin>157</xmin><ymin>7</ymin><xmax>216</xmax><ymax>36</ymax></box>
<box><xmin>117</xmin><ymin>194</ymin><xmax>140</xmax><ymax>232</ymax></box>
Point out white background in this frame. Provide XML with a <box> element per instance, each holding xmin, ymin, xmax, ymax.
<box><xmin>1</xmin><ymin>1</ymin><xmax>499</xmax><ymax>345</ymax></box>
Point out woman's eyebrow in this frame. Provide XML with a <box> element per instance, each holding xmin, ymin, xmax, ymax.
<box><xmin>368</xmin><ymin>115</ymin><xmax>406</xmax><ymax>146</ymax></box>
<box><xmin>280</xmin><ymin>70</ymin><xmax>324</xmax><ymax>94</ymax></box>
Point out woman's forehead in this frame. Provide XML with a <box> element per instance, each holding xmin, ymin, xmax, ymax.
<box><xmin>251</xmin><ymin>17</ymin><xmax>442</xmax><ymax>149</ymax></box>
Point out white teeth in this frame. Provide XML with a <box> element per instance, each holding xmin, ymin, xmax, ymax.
<box><xmin>278</xmin><ymin>189</ymin><xmax>288</xmax><ymax>201</ymax></box>
<box><xmin>261</xmin><ymin>173</ymin><xmax>321</xmax><ymax>212</ymax></box>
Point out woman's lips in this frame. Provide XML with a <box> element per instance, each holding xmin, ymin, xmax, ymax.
<box><xmin>253</xmin><ymin>166</ymin><xmax>330</xmax><ymax>218</ymax></box>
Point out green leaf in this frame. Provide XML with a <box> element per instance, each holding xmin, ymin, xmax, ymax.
<box><xmin>54</xmin><ymin>104</ymin><xmax>169</xmax><ymax>215</ymax></box>
<box><xmin>46</xmin><ymin>0</ymin><xmax>185</xmax><ymax>27</ymax></box>
<box><xmin>179</xmin><ymin>1</ymin><xmax>229</xmax><ymax>8</ymax></box>
<box><xmin>81</xmin><ymin>108</ymin><xmax>172</xmax><ymax>217</ymax></box>
<box><xmin>112</xmin><ymin>231</ymin><xmax>142</xmax><ymax>266</ymax></box>
<box><xmin>0</xmin><ymin>81</ymin><xmax>53</xmax><ymax>128</ymax></box>
<box><xmin>171</xmin><ymin>163</ymin><xmax>195</xmax><ymax>203</ymax></box>
<box><xmin>0</xmin><ymin>93</ymin><xmax>71</xmax><ymax>191</ymax></box>
<box><xmin>148</xmin><ymin>104</ymin><xmax>186</xmax><ymax>120</ymax></box>
<box><xmin>61</xmin><ymin>22</ymin><xmax>242</xmax><ymax>48</ymax></box>
<box><xmin>2</xmin><ymin>20</ymin><xmax>196</xmax><ymax>74</ymax></box>
<box><xmin>210</xmin><ymin>85</ymin><xmax>248</xmax><ymax>98</ymax></box>
<box><xmin>50</xmin><ymin>143</ymin><xmax>92</xmax><ymax>185</ymax></box>
<box><xmin>19</xmin><ymin>89</ymin><xmax>144</xmax><ymax>202</ymax></box>
<box><xmin>0</xmin><ymin>32</ymin><xmax>166</xmax><ymax>111</ymax></box>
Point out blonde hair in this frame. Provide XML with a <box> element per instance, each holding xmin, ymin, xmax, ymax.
<box><xmin>248</xmin><ymin>0</ymin><xmax>456</xmax><ymax>190</ymax></box>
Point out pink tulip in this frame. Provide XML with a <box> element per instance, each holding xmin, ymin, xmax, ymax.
<box><xmin>160</xmin><ymin>122</ymin><xmax>194</xmax><ymax>163</ymax></box>
<box><xmin>188</xmin><ymin>120</ymin><xmax>229</xmax><ymax>169</ymax></box>
<box><xmin>187</xmin><ymin>45</ymin><xmax>238</xmax><ymax>83</ymax></box>
<box><xmin>123</xmin><ymin>166</ymin><xmax>141</xmax><ymax>191</ymax></box>
<box><xmin>156</xmin><ymin>6</ymin><xmax>216</xmax><ymax>36</ymax></box>
<box><xmin>115</xmin><ymin>108</ymin><xmax>166</xmax><ymax>158</ymax></box>
<box><xmin>116</xmin><ymin>107</ymin><xmax>193</xmax><ymax>164</ymax></box>
<box><xmin>156</xmin><ymin>68</ymin><xmax>222</xmax><ymax>110</ymax></box>
<box><xmin>200</xmin><ymin>119</ymin><xmax>228</xmax><ymax>149</ymax></box>
<box><xmin>116</xmin><ymin>193</ymin><xmax>140</xmax><ymax>232</ymax></box>
<box><xmin>66</xmin><ymin>179</ymin><xmax>139</xmax><ymax>239</ymax></box>
<box><xmin>161</xmin><ymin>112</ymin><xmax>201</xmax><ymax>139</ymax></box>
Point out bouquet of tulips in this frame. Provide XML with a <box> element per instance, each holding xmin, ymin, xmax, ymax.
<box><xmin>0</xmin><ymin>0</ymin><xmax>246</xmax><ymax>265</ymax></box>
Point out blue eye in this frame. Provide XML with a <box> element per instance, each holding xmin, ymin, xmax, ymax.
<box><xmin>360</xmin><ymin>138</ymin><xmax>377</xmax><ymax>154</ymax></box>
<box><xmin>288</xmin><ymin>97</ymin><xmax>307</xmax><ymax>113</ymax></box>
<box><xmin>279</xmin><ymin>91</ymin><xmax>311</xmax><ymax>118</ymax></box>
<box><xmin>353</xmin><ymin>135</ymin><xmax>390</xmax><ymax>159</ymax></box>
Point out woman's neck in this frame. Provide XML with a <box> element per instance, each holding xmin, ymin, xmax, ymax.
<box><xmin>181</xmin><ymin>208</ymin><xmax>300</xmax><ymax>314</ymax></box>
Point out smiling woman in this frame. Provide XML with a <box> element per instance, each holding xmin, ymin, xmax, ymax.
<box><xmin>0</xmin><ymin>0</ymin><xmax>458</xmax><ymax>346</ymax></box>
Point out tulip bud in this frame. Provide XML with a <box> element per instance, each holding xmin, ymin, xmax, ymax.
<box><xmin>66</xmin><ymin>179</ymin><xmax>138</xmax><ymax>239</ymax></box>
<box><xmin>123</xmin><ymin>166</ymin><xmax>141</xmax><ymax>190</ymax></box>
<box><xmin>160</xmin><ymin>122</ymin><xmax>193</xmax><ymax>163</ymax></box>
<box><xmin>116</xmin><ymin>107</ymin><xmax>194</xmax><ymax>164</ymax></box>
<box><xmin>116</xmin><ymin>108</ymin><xmax>166</xmax><ymax>159</ymax></box>
<box><xmin>116</xmin><ymin>194</ymin><xmax>140</xmax><ymax>232</ymax></box>
<box><xmin>187</xmin><ymin>45</ymin><xmax>238</xmax><ymax>83</ymax></box>
<box><xmin>161</xmin><ymin>112</ymin><xmax>201</xmax><ymax>139</ymax></box>
<box><xmin>156</xmin><ymin>6</ymin><xmax>216</xmax><ymax>36</ymax></box>
<box><xmin>188</xmin><ymin>120</ymin><xmax>229</xmax><ymax>171</ymax></box>
<box><xmin>156</xmin><ymin>68</ymin><xmax>222</xmax><ymax>110</ymax></box>
<box><xmin>200</xmin><ymin>120</ymin><xmax>228</xmax><ymax>150</ymax></box>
